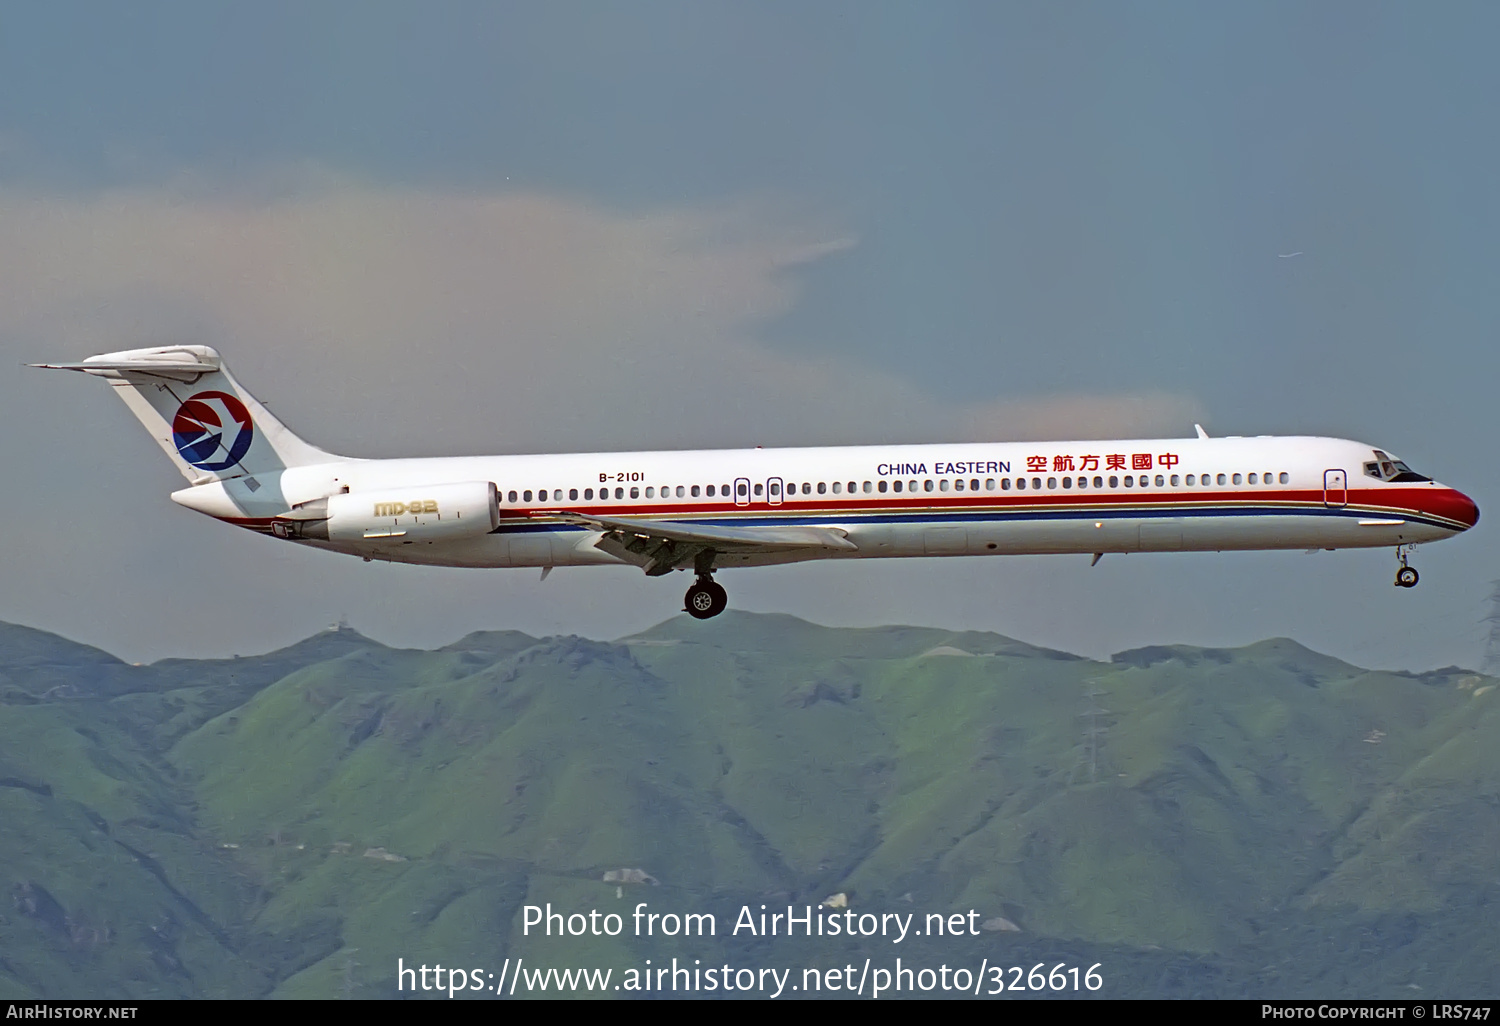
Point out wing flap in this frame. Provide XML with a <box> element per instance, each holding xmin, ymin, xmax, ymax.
<box><xmin>543</xmin><ymin>511</ymin><xmax>856</xmax><ymax>551</ymax></box>
<box><xmin>535</xmin><ymin>510</ymin><xmax>856</xmax><ymax>575</ymax></box>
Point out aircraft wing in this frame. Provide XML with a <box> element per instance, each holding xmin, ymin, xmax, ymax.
<box><xmin>536</xmin><ymin>510</ymin><xmax>856</xmax><ymax>576</ymax></box>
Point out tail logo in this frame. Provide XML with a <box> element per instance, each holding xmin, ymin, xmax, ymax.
<box><xmin>172</xmin><ymin>391</ymin><xmax>254</xmax><ymax>470</ymax></box>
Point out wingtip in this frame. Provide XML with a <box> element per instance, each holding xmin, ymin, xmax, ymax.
<box><xmin>1194</xmin><ymin>423</ymin><xmax>1210</xmax><ymax>439</ymax></box>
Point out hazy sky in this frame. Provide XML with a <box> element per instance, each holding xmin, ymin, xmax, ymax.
<box><xmin>3</xmin><ymin>2</ymin><xmax>1498</xmax><ymax>669</ymax></box>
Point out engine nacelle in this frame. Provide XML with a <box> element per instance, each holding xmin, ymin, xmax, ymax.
<box><xmin>278</xmin><ymin>481</ymin><xmax>500</xmax><ymax>543</ymax></box>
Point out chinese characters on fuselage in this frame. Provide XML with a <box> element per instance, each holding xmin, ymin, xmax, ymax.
<box><xmin>1028</xmin><ymin>453</ymin><xmax>1178</xmax><ymax>473</ymax></box>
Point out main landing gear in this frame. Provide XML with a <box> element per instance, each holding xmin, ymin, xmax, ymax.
<box><xmin>1394</xmin><ymin>545</ymin><xmax>1419</xmax><ymax>589</ymax></box>
<box><xmin>684</xmin><ymin>575</ymin><xmax>728</xmax><ymax>619</ymax></box>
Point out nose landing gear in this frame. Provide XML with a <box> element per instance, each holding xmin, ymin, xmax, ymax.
<box><xmin>1394</xmin><ymin>545</ymin><xmax>1419</xmax><ymax>588</ymax></box>
<box><xmin>684</xmin><ymin>575</ymin><xmax>728</xmax><ymax>619</ymax></box>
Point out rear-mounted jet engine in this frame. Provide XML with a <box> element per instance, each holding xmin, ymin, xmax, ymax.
<box><xmin>274</xmin><ymin>481</ymin><xmax>500</xmax><ymax>542</ymax></box>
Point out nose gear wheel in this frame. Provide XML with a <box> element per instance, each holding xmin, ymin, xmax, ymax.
<box><xmin>1394</xmin><ymin>546</ymin><xmax>1419</xmax><ymax>588</ymax></box>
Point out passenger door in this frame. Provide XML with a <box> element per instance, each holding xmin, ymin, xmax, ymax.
<box><xmin>1323</xmin><ymin>469</ymin><xmax>1347</xmax><ymax>507</ymax></box>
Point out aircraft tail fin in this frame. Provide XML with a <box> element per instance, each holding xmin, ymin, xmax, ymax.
<box><xmin>32</xmin><ymin>345</ymin><xmax>336</xmax><ymax>484</ymax></box>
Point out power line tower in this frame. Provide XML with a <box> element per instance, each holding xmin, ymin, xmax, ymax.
<box><xmin>1483</xmin><ymin>581</ymin><xmax>1500</xmax><ymax>676</ymax></box>
<box><xmin>1073</xmin><ymin>679</ymin><xmax>1112</xmax><ymax>784</ymax></box>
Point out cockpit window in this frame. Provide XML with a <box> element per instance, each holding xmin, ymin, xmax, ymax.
<box><xmin>1364</xmin><ymin>452</ymin><xmax>1431</xmax><ymax>483</ymax></box>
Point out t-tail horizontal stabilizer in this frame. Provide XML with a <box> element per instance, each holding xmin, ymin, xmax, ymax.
<box><xmin>33</xmin><ymin>345</ymin><xmax>338</xmax><ymax>484</ymax></box>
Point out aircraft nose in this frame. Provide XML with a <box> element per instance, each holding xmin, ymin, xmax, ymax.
<box><xmin>1444</xmin><ymin>488</ymin><xmax>1480</xmax><ymax>529</ymax></box>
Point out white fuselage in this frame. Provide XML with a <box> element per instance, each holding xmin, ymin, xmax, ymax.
<box><xmin>173</xmin><ymin>434</ymin><xmax>1479</xmax><ymax>570</ymax></box>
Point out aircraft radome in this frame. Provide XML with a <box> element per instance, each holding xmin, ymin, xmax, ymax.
<box><xmin>36</xmin><ymin>346</ymin><xmax>1479</xmax><ymax>619</ymax></box>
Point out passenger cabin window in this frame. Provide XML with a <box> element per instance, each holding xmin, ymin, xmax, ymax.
<box><xmin>986</xmin><ymin>479</ymin><xmax>996</xmax><ymax>490</ymax></box>
<box><xmin>1216</xmin><ymin>474</ymin><xmax>1227</xmax><ymax>485</ymax></box>
<box><xmin>1279</xmin><ymin>472</ymin><xmax>1289</xmax><ymax>484</ymax></box>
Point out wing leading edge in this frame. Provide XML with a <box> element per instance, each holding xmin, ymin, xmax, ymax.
<box><xmin>537</xmin><ymin>511</ymin><xmax>856</xmax><ymax>576</ymax></box>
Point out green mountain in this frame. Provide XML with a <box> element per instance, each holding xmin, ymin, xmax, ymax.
<box><xmin>1</xmin><ymin>614</ymin><xmax>1495</xmax><ymax>999</ymax></box>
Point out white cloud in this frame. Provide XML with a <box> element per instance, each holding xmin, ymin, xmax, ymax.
<box><xmin>0</xmin><ymin>174</ymin><xmax>1198</xmax><ymax>457</ymax></box>
<box><xmin>958</xmin><ymin>391</ymin><xmax>1205</xmax><ymax>443</ymax></box>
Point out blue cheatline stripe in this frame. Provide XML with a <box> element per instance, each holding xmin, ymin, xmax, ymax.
<box><xmin>490</xmin><ymin>502</ymin><xmax>1460</xmax><ymax>535</ymax></box>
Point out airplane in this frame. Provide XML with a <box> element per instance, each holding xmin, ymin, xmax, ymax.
<box><xmin>35</xmin><ymin>345</ymin><xmax>1479</xmax><ymax>619</ymax></box>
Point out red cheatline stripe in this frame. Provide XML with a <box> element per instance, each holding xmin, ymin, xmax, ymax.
<box><xmin>502</xmin><ymin>492</ymin><xmax>1465</xmax><ymax>529</ymax></box>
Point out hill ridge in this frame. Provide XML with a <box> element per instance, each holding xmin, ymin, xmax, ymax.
<box><xmin>1</xmin><ymin>614</ymin><xmax>1495</xmax><ymax>998</ymax></box>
